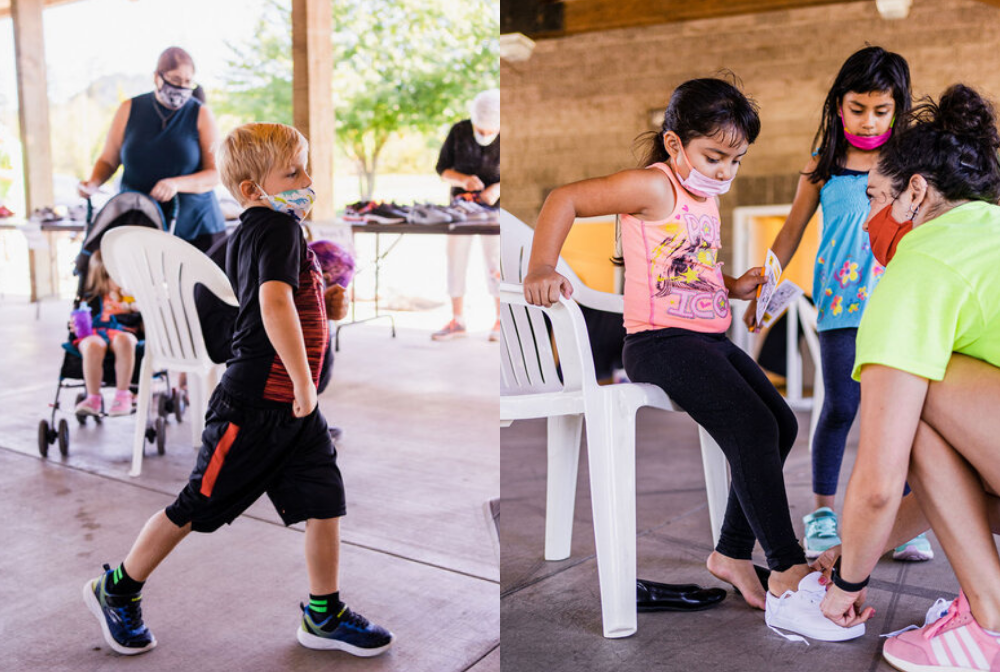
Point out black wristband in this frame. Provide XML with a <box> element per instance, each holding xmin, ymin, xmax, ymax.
<box><xmin>832</xmin><ymin>558</ymin><xmax>870</xmax><ymax>592</ymax></box>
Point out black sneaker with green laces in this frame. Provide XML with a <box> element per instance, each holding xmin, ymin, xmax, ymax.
<box><xmin>83</xmin><ymin>564</ymin><xmax>156</xmax><ymax>655</ymax></box>
<box><xmin>297</xmin><ymin>602</ymin><xmax>393</xmax><ymax>656</ymax></box>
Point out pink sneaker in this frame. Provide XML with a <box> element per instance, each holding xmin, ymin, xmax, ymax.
<box><xmin>431</xmin><ymin>319</ymin><xmax>466</xmax><ymax>341</ymax></box>
<box><xmin>109</xmin><ymin>391</ymin><xmax>133</xmax><ymax>417</ymax></box>
<box><xmin>75</xmin><ymin>394</ymin><xmax>102</xmax><ymax>416</ymax></box>
<box><xmin>883</xmin><ymin>591</ymin><xmax>1000</xmax><ymax>671</ymax></box>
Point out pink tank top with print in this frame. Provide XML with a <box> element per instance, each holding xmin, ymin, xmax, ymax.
<box><xmin>621</xmin><ymin>163</ymin><xmax>731</xmax><ymax>334</ymax></box>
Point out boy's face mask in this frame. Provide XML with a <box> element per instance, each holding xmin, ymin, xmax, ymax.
<box><xmin>867</xmin><ymin>202</ymin><xmax>913</xmax><ymax>266</ymax></box>
<box><xmin>155</xmin><ymin>73</ymin><xmax>195</xmax><ymax>110</ymax></box>
<box><xmin>256</xmin><ymin>185</ymin><xmax>317</xmax><ymax>222</ymax></box>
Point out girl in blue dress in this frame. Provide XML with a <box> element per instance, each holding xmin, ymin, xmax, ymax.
<box><xmin>744</xmin><ymin>46</ymin><xmax>929</xmax><ymax>562</ymax></box>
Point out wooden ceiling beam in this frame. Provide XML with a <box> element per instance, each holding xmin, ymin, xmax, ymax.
<box><xmin>517</xmin><ymin>0</ymin><xmax>867</xmax><ymax>39</ymax></box>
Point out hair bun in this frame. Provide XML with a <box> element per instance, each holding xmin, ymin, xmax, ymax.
<box><xmin>936</xmin><ymin>84</ymin><xmax>1000</xmax><ymax>151</ymax></box>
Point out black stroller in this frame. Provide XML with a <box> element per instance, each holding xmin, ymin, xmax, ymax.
<box><xmin>38</xmin><ymin>192</ymin><xmax>186</xmax><ymax>458</ymax></box>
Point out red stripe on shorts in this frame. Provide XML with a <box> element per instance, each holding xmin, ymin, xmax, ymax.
<box><xmin>200</xmin><ymin>422</ymin><xmax>241</xmax><ymax>497</ymax></box>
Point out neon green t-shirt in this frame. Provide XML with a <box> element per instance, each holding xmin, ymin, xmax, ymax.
<box><xmin>854</xmin><ymin>200</ymin><xmax>1000</xmax><ymax>382</ymax></box>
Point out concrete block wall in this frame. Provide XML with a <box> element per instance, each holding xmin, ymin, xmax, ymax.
<box><xmin>502</xmin><ymin>0</ymin><xmax>1000</xmax><ymax>268</ymax></box>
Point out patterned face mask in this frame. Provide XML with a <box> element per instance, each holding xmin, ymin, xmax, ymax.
<box><xmin>155</xmin><ymin>73</ymin><xmax>195</xmax><ymax>110</ymax></box>
<box><xmin>256</xmin><ymin>185</ymin><xmax>317</xmax><ymax>222</ymax></box>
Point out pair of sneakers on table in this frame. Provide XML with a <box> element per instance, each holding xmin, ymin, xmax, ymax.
<box><xmin>75</xmin><ymin>390</ymin><xmax>133</xmax><ymax>417</ymax></box>
<box><xmin>84</xmin><ymin>564</ymin><xmax>393</xmax><ymax>657</ymax></box>
<box><xmin>804</xmin><ymin>506</ymin><xmax>934</xmax><ymax>562</ymax></box>
<box><xmin>432</xmin><ymin>318</ymin><xmax>501</xmax><ymax>342</ymax></box>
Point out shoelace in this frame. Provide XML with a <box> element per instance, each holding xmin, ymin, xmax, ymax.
<box><xmin>339</xmin><ymin>607</ymin><xmax>371</xmax><ymax>630</ymax></box>
<box><xmin>924</xmin><ymin>598</ymin><xmax>962</xmax><ymax>640</ymax></box>
<box><xmin>768</xmin><ymin>586</ymin><xmax>827</xmax><ymax>646</ymax></box>
<box><xmin>113</xmin><ymin>597</ymin><xmax>145</xmax><ymax>633</ymax></box>
<box><xmin>880</xmin><ymin>598</ymin><xmax>953</xmax><ymax>638</ymax></box>
<box><xmin>807</xmin><ymin>516</ymin><xmax>838</xmax><ymax>539</ymax></box>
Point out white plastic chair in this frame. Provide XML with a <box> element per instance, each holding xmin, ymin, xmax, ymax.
<box><xmin>101</xmin><ymin>226</ymin><xmax>237</xmax><ymax>476</ymax></box>
<box><xmin>499</xmin><ymin>210</ymin><xmax>730</xmax><ymax>638</ymax></box>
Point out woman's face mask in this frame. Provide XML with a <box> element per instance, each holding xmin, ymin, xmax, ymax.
<box><xmin>867</xmin><ymin>202</ymin><xmax>913</xmax><ymax>266</ymax></box>
<box><xmin>473</xmin><ymin>126</ymin><xmax>498</xmax><ymax>146</ymax></box>
<box><xmin>155</xmin><ymin>72</ymin><xmax>195</xmax><ymax>110</ymax></box>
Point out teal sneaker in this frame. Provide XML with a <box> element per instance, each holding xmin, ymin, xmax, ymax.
<box><xmin>893</xmin><ymin>532</ymin><xmax>935</xmax><ymax>561</ymax></box>
<box><xmin>802</xmin><ymin>507</ymin><xmax>841</xmax><ymax>560</ymax></box>
<box><xmin>297</xmin><ymin>602</ymin><xmax>393</xmax><ymax>656</ymax></box>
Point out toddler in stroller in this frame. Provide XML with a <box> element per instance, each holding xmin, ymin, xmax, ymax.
<box><xmin>69</xmin><ymin>250</ymin><xmax>141</xmax><ymax>417</ymax></box>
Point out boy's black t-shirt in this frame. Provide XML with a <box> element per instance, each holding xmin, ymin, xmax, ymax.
<box><xmin>220</xmin><ymin>206</ymin><xmax>328</xmax><ymax>406</ymax></box>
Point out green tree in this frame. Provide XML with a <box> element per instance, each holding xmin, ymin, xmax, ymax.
<box><xmin>213</xmin><ymin>0</ymin><xmax>498</xmax><ymax>199</ymax></box>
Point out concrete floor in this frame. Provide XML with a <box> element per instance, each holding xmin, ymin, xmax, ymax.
<box><xmin>500</xmin><ymin>405</ymin><xmax>977</xmax><ymax>672</ymax></box>
<box><xmin>0</xmin><ymin>298</ymin><xmax>499</xmax><ymax>672</ymax></box>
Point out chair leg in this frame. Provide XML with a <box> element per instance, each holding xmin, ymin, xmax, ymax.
<box><xmin>585</xmin><ymin>398</ymin><xmax>637</xmax><ymax>638</ymax></box>
<box><xmin>129</xmin><ymin>355</ymin><xmax>154</xmax><ymax>477</ymax></box>
<box><xmin>698</xmin><ymin>425</ymin><xmax>730</xmax><ymax>548</ymax></box>
<box><xmin>189</xmin><ymin>373</ymin><xmax>205</xmax><ymax>449</ymax></box>
<box><xmin>544</xmin><ymin>414</ymin><xmax>583</xmax><ymax>561</ymax></box>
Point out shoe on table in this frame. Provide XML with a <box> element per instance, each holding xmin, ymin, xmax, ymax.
<box><xmin>109</xmin><ymin>391</ymin><xmax>133</xmax><ymax>417</ymax></box>
<box><xmin>765</xmin><ymin>571</ymin><xmax>865</xmax><ymax>642</ymax></box>
<box><xmin>803</xmin><ymin>506</ymin><xmax>841</xmax><ymax>560</ymax></box>
<box><xmin>75</xmin><ymin>394</ymin><xmax>102</xmax><ymax>416</ymax></box>
<box><xmin>489</xmin><ymin>320</ymin><xmax>501</xmax><ymax>342</ymax></box>
<box><xmin>883</xmin><ymin>591</ymin><xmax>999</xmax><ymax>672</ymax></box>
<box><xmin>298</xmin><ymin>602</ymin><xmax>393</xmax><ymax>656</ymax></box>
<box><xmin>82</xmin><ymin>564</ymin><xmax>156</xmax><ymax>655</ymax></box>
<box><xmin>431</xmin><ymin>319</ymin><xmax>466</xmax><ymax>341</ymax></box>
<box><xmin>893</xmin><ymin>533</ymin><xmax>935</xmax><ymax>562</ymax></box>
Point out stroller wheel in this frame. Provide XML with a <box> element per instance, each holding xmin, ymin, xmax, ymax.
<box><xmin>155</xmin><ymin>417</ymin><xmax>167</xmax><ymax>455</ymax></box>
<box><xmin>157</xmin><ymin>393</ymin><xmax>169</xmax><ymax>420</ymax></box>
<box><xmin>57</xmin><ymin>419</ymin><xmax>70</xmax><ymax>457</ymax></box>
<box><xmin>38</xmin><ymin>420</ymin><xmax>50</xmax><ymax>458</ymax></box>
<box><xmin>75</xmin><ymin>393</ymin><xmax>88</xmax><ymax>425</ymax></box>
<box><xmin>145</xmin><ymin>423</ymin><xmax>156</xmax><ymax>444</ymax></box>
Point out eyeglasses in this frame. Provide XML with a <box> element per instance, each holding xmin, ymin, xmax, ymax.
<box><xmin>158</xmin><ymin>71</ymin><xmax>197</xmax><ymax>91</ymax></box>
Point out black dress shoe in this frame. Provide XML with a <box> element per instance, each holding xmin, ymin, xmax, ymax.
<box><xmin>636</xmin><ymin>579</ymin><xmax>727</xmax><ymax>612</ymax></box>
<box><xmin>732</xmin><ymin>565</ymin><xmax>771</xmax><ymax>596</ymax></box>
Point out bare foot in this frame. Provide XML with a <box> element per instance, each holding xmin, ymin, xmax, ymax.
<box><xmin>707</xmin><ymin>551</ymin><xmax>766</xmax><ymax>610</ymax></box>
<box><xmin>767</xmin><ymin>563</ymin><xmax>812</xmax><ymax>597</ymax></box>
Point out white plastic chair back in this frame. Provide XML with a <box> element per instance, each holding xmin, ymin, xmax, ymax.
<box><xmin>102</xmin><ymin>226</ymin><xmax>238</xmax><ymax>475</ymax></box>
<box><xmin>102</xmin><ymin>227</ymin><xmax>236</xmax><ymax>374</ymax></box>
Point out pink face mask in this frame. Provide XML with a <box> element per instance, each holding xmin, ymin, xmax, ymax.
<box><xmin>840</xmin><ymin>107</ymin><xmax>894</xmax><ymax>151</ymax></box>
<box><xmin>676</xmin><ymin>142</ymin><xmax>733</xmax><ymax>198</ymax></box>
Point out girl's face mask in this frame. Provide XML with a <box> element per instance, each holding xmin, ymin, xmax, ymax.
<box><xmin>840</xmin><ymin>107</ymin><xmax>894</xmax><ymax>151</ymax></box>
<box><xmin>155</xmin><ymin>72</ymin><xmax>195</xmax><ymax>110</ymax></box>
<box><xmin>256</xmin><ymin>185</ymin><xmax>317</xmax><ymax>222</ymax></box>
<box><xmin>676</xmin><ymin>141</ymin><xmax>734</xmax><ymax>198</ymax></box>
<box><xmin>867</xmin><ymin>202</ymin><xmax>913</xmax><ymax>266</ymax></box>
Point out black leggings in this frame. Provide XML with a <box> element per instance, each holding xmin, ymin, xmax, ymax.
<box><xmin>623</xmin><ymin>328</ymin><xmax>806</xmax><ymax>571</ymax></box>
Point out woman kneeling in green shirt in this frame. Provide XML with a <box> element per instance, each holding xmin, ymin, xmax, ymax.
<box><xmin>816</xmin><ymin>84</ymin><xmax>1000</xmax><ymax>669</ymax></box>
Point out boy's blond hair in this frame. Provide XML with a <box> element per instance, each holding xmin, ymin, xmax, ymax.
<box><xmin>217</xmin><ymin>123</ymin><xmax>309</xmax><ymax>205</ymax></box>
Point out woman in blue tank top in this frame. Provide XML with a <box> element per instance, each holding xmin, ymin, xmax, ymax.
<box><xmin>78</xmin><ymin>47</ymin><xmax>225</xmax><ymax>252</ymax></box>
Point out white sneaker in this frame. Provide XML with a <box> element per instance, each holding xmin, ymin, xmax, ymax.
<box><xmin>765</xmin><ymin>572</ymin><xmax>866</xmax><ymax>643</ymax></box>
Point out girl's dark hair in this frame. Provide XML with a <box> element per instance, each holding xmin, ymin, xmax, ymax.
<box><xmin>877</xmin><ymin>84</ymin><xmax>1000</xmax><ymax>203</ymax></box>
<box><xmin>635</xmin><ymin>77</ymin><xmax>761</xmax><ymax>167</ymax></box>
<box><xmin>809</xmin><ymin>46</ymin><xmax>911</xmax><ymax>183</ymax></box>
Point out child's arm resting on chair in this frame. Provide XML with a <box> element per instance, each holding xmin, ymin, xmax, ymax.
<box><xmin>260</xmin><ymin>280</ymin><xmax>316</xmax><ymax>418</ymax></box>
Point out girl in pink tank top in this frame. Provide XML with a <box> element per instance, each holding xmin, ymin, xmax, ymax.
<box><xmin>524</xmin><ymin>79</ymin><xmax>827</xmax><ymax>638</ymax></box>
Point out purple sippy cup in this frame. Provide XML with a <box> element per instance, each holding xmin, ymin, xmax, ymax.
<box><xmin>72</xmin><ymin>306</ymin><xmax>93</xmax><ymax>338</ymax></box>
